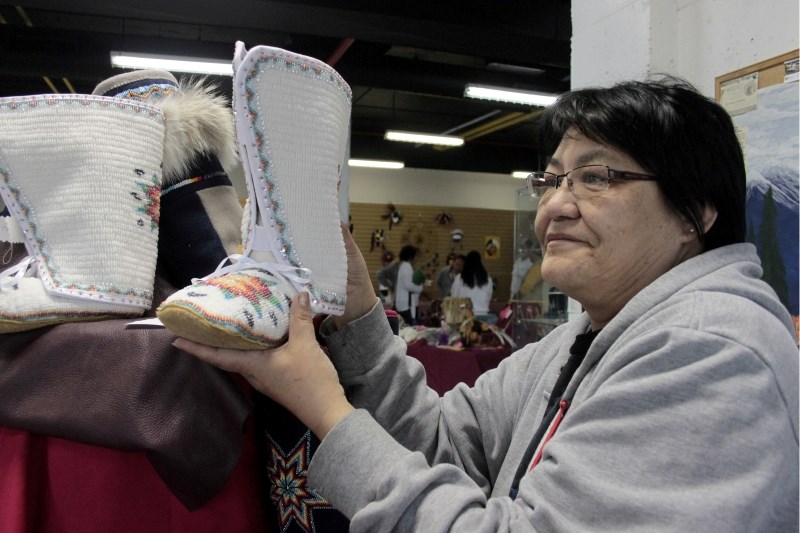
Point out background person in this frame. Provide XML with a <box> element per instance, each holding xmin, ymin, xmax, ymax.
<box><xmin>510</xmin><ymin>239</ymin><xmax>544</xmax><ymax>301</ymax></box>
<box><xmin>436</xmin><ymin>253</ymin><xmax>464</xmax><ymax>299</ymax></box>
<box><xmin>450</xmin><ymin>250</ymin><xmax>496</xmax><ymax>323</ymax></box>
<box><xmin>176</xmin><ymin>77</ymin><xmax>798</xmax><ymax>532</ymax></box>
<box><xmin>393</xmin><ymin>244</ymin><xmax>424</xmax><ymax>325</ymax></box>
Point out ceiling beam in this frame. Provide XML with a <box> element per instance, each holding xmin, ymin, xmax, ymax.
<box><xmin>15</xmin><ymin>0</ymin><xmax>570</xmax><ymax>68</ymax></box>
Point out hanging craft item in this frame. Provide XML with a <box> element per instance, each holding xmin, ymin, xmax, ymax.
<box><xmin>382</xmin><ymin>202</ymin><xmax>403</xmax><ymax>229</ymax></box>
<box><xmin>484</xmin><ymin>236</ymin><xmax>501</xmax><ymax>259</ymax></box>
<box><xmin>370</xmin><ymin>228</ymin><xmax>386</xmax><ymax>251</ymax></box>
<box><xmin>450</xmin><ymin>228</ymin><xmax>464</xmax><ymax>243</ymax></box>
<box><xmin>381</xmin><ymin>249</ymin><xmax>395</xmax><ymax>266</ymax></box>
<box><xmin>435</xmin><ymin>211</ymin><xmax>453</xmax><ymax>225</ymax></box>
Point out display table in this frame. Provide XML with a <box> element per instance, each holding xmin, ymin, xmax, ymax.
<box><xmin>406</xmin><ymin>340</ymin><xmax>515</xmax><ymax>395</ymax></box>
<box><xmin>0</xmin><ymin>418</ymin><xmax>270</xmax><ymax>533</ymax></box>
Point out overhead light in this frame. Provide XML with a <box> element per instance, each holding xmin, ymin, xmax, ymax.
<box><xmin>384</xmin><ymin>130</ymin><xmax>464</xmax><ymax>146</ymax></box>
<box><xmin>110</xmin><ymin>51</ymin><xmax>232</xmax><ymax>76</ymax></box>
<box><xmin>511</xmin><ymin>171</ymin><xmax>532</xmax><ymax>179</ymax></box>
<box><xmin>486</xmin><ymin>62</ymin><xmax>546</xmax><ymax>76</ymax></box>
<box><xmin>348</xmin><ymin>158</ymin><xmax>405</xmax><ymax>169</ymax></box>
<box><xmin>464</xmin><ymin>84</ymin><xmax>558</xmax><ymax>107</ymax></box>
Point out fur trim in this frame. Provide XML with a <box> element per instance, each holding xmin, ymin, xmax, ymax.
<box><xmin>158</xmin><ymin>78</ymin><xmax>239</xmax><ymax>184</ymax></box>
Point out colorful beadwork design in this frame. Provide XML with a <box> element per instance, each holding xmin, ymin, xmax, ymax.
<box><xmin>267</xmin><ymin>430</ymin><xmax>334</xmax><ymax>532</ymax></box>
<box><xmin>204</xmin><ymin>270</ymin><xmax>286</xmax><ymax>321</ymax></box>
<box><xmin>161</xmin><ymin>170</ymin><xmax>227</xmax><ymax>196</ymax></box>
<box><xmin>115</xmin><ymin>83</ymin><xmax>179</xmax><ymax>102</ymax></box>
<box><xmin>131</xmin><ymin>169</ymin><xmax>161</xmax><ymax>232</ymax></box>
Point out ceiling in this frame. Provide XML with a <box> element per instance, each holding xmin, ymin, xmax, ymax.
<box><xmin>0</xmin><ymin>1</ymin><xmax>571</xmax><ymax>174</ymax></box>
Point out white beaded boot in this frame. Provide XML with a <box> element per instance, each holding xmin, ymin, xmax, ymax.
<box><xmin>0</xmin><ymin>94</ymin><xmax>165</xmax><ymax>332</ymax></box>
<box><xmin>157</xmin><ymin>42</ymin><xmax>351</xmax><ymax>349</ymax></box>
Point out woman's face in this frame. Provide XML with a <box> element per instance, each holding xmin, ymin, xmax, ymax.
<box><xmin>533</xmin><ymin>129</ymin><xmax>702</xmax><ymax>328</ymax></box>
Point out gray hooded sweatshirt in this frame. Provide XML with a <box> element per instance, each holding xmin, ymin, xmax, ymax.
<box><xmin>312</xmin><ymin>243</ymin><xmax>799</xmax><ymax>532</ymax></box>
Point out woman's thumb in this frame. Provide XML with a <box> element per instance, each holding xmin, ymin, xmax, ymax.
<box><xmin>288</xmin><ymin>291</ymin><xmax>314</xmax><ymax>340</ymax></box>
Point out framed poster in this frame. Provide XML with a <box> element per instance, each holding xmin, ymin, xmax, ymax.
<box><xmin>716</xmin><ymin>50</ymin><xmax>799</xmax><ymax>334</ymax></box>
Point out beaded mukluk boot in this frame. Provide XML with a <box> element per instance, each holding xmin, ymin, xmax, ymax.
<box><xmin>93</xmin><ymin>70</ymin><xmax>243</xmax><ymax>289</ymax></box>
<box><xmin>0</xmin><ymin>94</ymin><xmax>165</xmax><ymax>332</ymax></box>
<box><xmin>156</xmin><ymin>42</ymin><xmax>351</xmax><ymax>349</ymax></box>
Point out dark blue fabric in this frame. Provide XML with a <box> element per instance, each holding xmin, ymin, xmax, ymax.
<box><xmin>157</xmin><ymin>155</ymin><xmax>233</xmax><ymax>288</ymax></box>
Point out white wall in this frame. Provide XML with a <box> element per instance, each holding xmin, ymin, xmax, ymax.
<box><xmin>572</xmin><ymin>0</ymin><xmax>799</xmax><ymax>95</ymax></box>
<box><xmin>225</xmin><ymin>160</ymin><xmax>527</xmax><ymax>213</ymax></box>
<box><xmin>348</xmin><ymin>166</ymin><xmax>525</xmax><ymax>211</ymax></box>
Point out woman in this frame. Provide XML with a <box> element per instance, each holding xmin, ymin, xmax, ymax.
<box><xmin>177</xmin><ymin>77</ymin><xmax>798</xmax><ymax>531</ymax></box>
<box><xmin>450</xmin><ymin>250</ymin><xmax>495</xmax><ymax>323</ymax></box>
<box><xmin>393</xmin><ymin>244</ymin><xmax>424</xmax><ymax>325</ymax></box>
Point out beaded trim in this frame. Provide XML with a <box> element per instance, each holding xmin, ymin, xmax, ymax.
<box><xmin>161</xmin><ymin>170</ymin><xmax>228</xmax><ymax>196</ymax></box>
<box><xmin>238</xmin><ymin>47</ymin><xmax>351</xmax><ymax>310</ymax></box>
<box><xmin>0</xmin><ymin>93</ymin><xmax>163</xmax><ymax>118</ymax></box>
<box><xmin>112</xmin><ymin>83</ymin><xmax>179</xmax><ymax>102</ymax></box>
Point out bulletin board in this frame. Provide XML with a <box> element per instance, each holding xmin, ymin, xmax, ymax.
<box><xmin>715</xmin><ymin>49</ymin><xmax>798</xmax><ymax>101</ymax></box>
<box><xmin>714</xmin><ymin>49</ymin><xmax>799</xmax><ymax>339</ymax></box>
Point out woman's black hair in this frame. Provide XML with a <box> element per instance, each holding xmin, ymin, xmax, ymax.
<box><xmin>538</xmin><ymin>75</ymin><xmax>746</xmax><ymax>250</ymax></box>
<box><xmin>461</xmin><ymin>250</ymin><xmax>489</xmax><ymax>288</ymax></box>
<box><xmin>399</xmin><ymin>244</ymin><xmax>418</xmax><ymax>262</ymax></box>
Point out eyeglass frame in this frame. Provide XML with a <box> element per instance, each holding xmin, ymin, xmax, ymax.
<box><xmin>526</xmin><ymin>164</ymin><xmax>657</xmax><ymax>198</ymax></box>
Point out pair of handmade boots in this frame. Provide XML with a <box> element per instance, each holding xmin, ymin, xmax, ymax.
<box><xmin>0</xmin><ymin>42</ymin><xmax>351</xmax><ymax>349</ymax></box>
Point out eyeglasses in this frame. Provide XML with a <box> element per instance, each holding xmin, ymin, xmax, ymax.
<box><xmin>526</xmin><ymin>164</ymin><xmax>657</xmax><ymax>198</ymax></box>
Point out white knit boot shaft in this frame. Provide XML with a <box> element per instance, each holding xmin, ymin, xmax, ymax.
<box><xmin>0</xmin><ymin>94</ymin><xmax>165</xmax><ymax>332</ymax></box>
<box><xmin>157</xmin><ymin>43</ymin><xmax>351</xmax><ymax>349</ymax></box>
<box><xmin>233</xmin><ymin>42</ymin><xmax>351</xmax><ymax>315</ymax></box>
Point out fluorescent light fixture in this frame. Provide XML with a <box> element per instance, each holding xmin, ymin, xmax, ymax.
<box><xmin>511</xmin><ymin>171</ymin><xmax>532</xmax><ymax>179</ymax></box>
<box><xmin>349</xmin><ymin>158</ymin><xmax>405</xmax><ymax>169</ymax></box>
<box><xmin>110</xmin><ymin>51</ymin><xmax>232</xmax><ymax>76</ymax></box>
<box><xmin>464</xmin><ymin>84</ymin><xmax>558</xmax><ymax>107</ymax></box>
<box><xmin>486</xmin><ymin>62</ymin><xmax>546</xmax><ymax>76</ymax></box>
<box><xmin>384</xmin><ymin>130</ymin><xmax>464</xmax><ymax>146</ymax></box>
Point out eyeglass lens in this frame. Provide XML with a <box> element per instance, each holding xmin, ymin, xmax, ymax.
<box><xmin>528</xmin><ymin>165</ymin><xmax>612</xmax><ymax>198</ymax></box>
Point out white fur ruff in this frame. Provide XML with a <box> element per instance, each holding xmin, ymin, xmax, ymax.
<box><xmin>159</xmin><ymin>79</ymin><xmax>238</xmax><ymax>184</ymax></box>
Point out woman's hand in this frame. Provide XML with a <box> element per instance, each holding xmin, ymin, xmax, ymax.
<box><xmin>173</xmin><ymin>292</ymin><xmax>354</xmax><ymax>439</ymax></box>
<box><xmin>334</xmin><ymin>222</ymin><xmax>379</xmax><ymax>329</ymax></box>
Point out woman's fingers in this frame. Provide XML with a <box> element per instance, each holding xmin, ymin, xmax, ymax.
<box><xmin>172</xmin><ymin>337</ymin><xmax>261</xmax><ymax>375</ymax></box>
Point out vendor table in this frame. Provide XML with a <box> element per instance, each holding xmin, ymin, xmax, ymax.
<box><xmin>406</xmin><ymin>340</ymin><xmax>515</xmax><ymax>395</ymax></box>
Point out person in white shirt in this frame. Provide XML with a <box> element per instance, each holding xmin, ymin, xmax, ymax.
<box><xmin>394</xmin><ymin>244</ymin><xmax>423</xmax><ymax>325</ymax></box>
<box><xmin>451</xmin><ymin>250</ymin><xmax>495</xmax><ymax>322</ymax></box>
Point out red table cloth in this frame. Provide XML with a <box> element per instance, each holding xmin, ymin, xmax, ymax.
<box><xmin>406</xmin><ymin>340</ymin><xmax>514</xmax><ymax>395</ymax></box>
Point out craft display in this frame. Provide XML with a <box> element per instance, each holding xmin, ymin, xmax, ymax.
<box><xmin>435</xmin><ymin>211</ymin><xmax>453</xmax><ymax>225</ymax></box>
<box><xmin>441</xmin><ymin>296</ymin><xmax>474</xmax><ymax>325</ymax></box>
<box><xmin>0</xmin><ymin>94</ymin><xmax>165</xmax><ymax>332</ymax></box>
<box><xmin>370</xmin><ymin>228</ymin><xmax>386</xmax><ymax>251</ymax></box>
<box><xmin>0</xmin><ymin>67</ymin><xmax>245</xmax><ymax>334</ymax></box>
<box><xmin>157</xmin><ymin>42</ymin><xmax>351</xmax><ymax>349</ymax></box>
<box><xmin>382</xmin><ymin>202</ymin><xmax>403</xmax><ymax>229</ymax></box>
